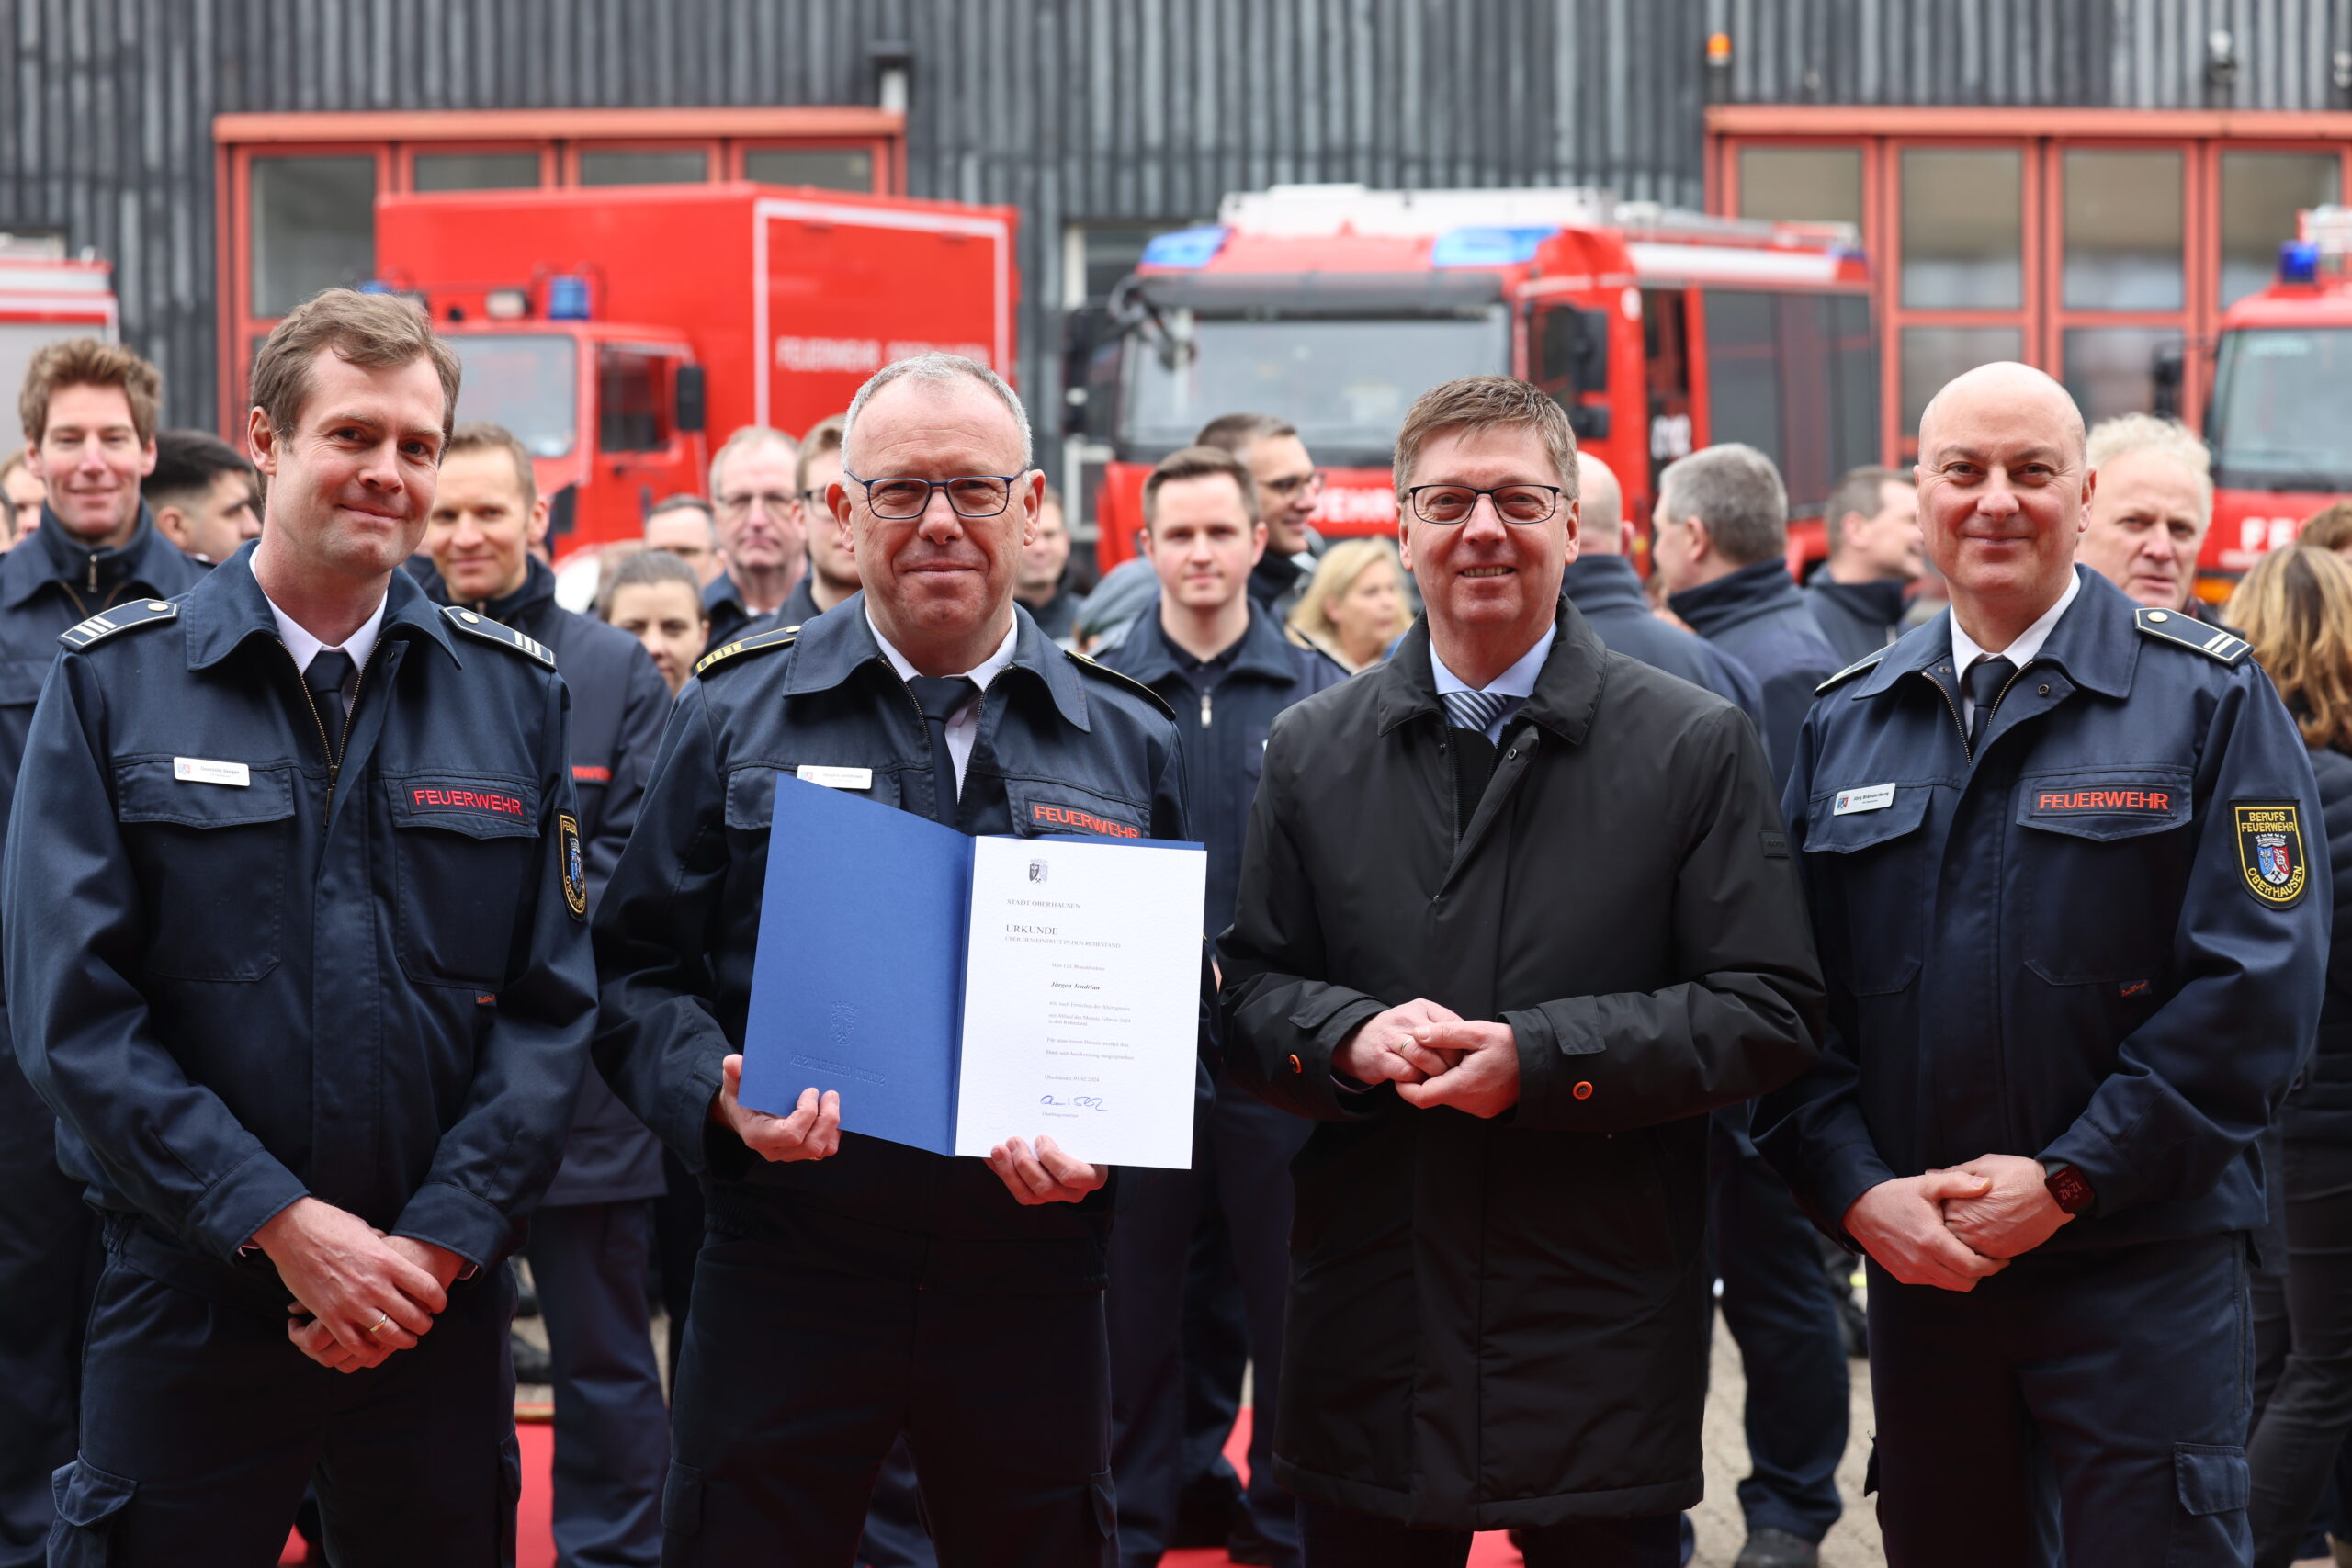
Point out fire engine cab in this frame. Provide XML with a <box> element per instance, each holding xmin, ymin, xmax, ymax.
<box><xmin>2203</xmin><ymin>207</ymin><xmax>2352</xmax><ymax>580</ymax></box>
<box><xmin>1067</xmin><ymin>184</ymin><xmax>1877</xmax><ymax>573</ymax></box>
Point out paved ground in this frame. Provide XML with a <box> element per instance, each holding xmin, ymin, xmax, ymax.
<box><xmin>1693</xmin><ymin>1314</ymin><xmax>1883</xmax><ymax>1568</ymax></box>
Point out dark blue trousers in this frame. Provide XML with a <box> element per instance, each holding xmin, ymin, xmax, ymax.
<box><xmin>526</xmin><ymin>1201</ymin><xmax>670</xmax><ymax>1568</ymax></box>
<box><xmin>1108</xmin><ymin>1166</ymin><xmax>1198</xmax><ymax>1567</ymax></box>
<box><xmin>662</xmin><ymin>1192</ymin><xmax>1115</xmax><ymax>1568</ymax></box>
<box><xmin>57</xmin><ymin>1219</ymin><xmax>519</xmax><ymax>1567</ymax></box>
<box><xmin>1867</xmin><ymin>1234</ymin><xmax>2254</xmax><ymax>1568</ymax></box>
<box><xmin>0</xmin><ymin>1055</ymin><xmax>98</xmax><ymax>1568</ymax></box>
<box><xmin>1708</xmin><ymin>1113</ymin><xmax>1849</xmax><ymax>1543</ymax></box>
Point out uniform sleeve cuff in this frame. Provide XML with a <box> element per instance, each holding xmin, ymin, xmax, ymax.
<box><xmin>189</xmin><ymin>1152</ymin><xmax>311</xmax><ymax>1262</ymax></box>
<box><xmin>390</xmin><ymin>1182</ymin><xmax>519</xmax><ymax>1273</ymax></box>
<box><xmin>2039</xmin><ymin>1123</ymin><xmax>2134</xmax><ymax>1218</ymax></box>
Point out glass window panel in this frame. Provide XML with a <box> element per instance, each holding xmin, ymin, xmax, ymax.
<box><xmin>741</xmin><ymin>148</ymin><xmax>875</xmax><ymax>192</ymax></box>
<box><xmin>1900</xmin><ymin>149</ymin><xmax>2023</xmax><ymax>310</ymax></box>
<box><xmin>249</xmin><ymin>155</ymin><xmax>377</xmax><ymax>318</ymax></box>
<box><xmin>1736</xmin><ymin>147</ymin><xmax>1863</xmax><ymax>228</ymax></box>
<box><xmin>2221</xmin><ymin>152</ymin><xmax>2343</xmax><ymax>309</ymax></box>
<box><xmin>597</xmin><ymin>348</ymin><xmax>667</xmax><ymax>452</ymax></box>
<box><xmin>413</xmin><ymin>152</ymin><xmax>541</xmax><ymax>193</ymax></box>
<box><xmin>576</xmin><ymin>150</ymin><xmax>709</xmax><ymax>187</ymax></box>
<box><xmin>448</xmin><ymin>333</ymin><xmax>580</xmax><ymax>458</ymax></box>
<box><xmin>2062</xmin><ymin>327</ymin><xmax>2185</xmax><ymax>424</ymax></box>
<box><xmin>1901</xmin><ymin>326</ymin><xmax>2025</xmax><ymax>433</ymax></box>
<box><xmin>2062</xmin><ymin>151</ymin><xmax>2183</xmax><ymax>311</ymax></box>
<box><xmin>2208</xmin><ymin>327</ymin><xmax>2352</xmax><ymax>491</ymax></box>
<box><xmin>1702</xmin><ymin>290</ymin><xmax>1782</xmax><ymax>469</ymax></box>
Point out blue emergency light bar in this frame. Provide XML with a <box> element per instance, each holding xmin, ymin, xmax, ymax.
<box><xmin>1430</xmin><ymin>226</ymin><xmax>1557</xmax><ymax>268</ymax></box>
<box><xmin>547</xmin><ymin>275</ymin><xmax>593</xmax><ymax>321</ymax></box>
<box><xmin>1140</xmin><ymin>226</ymin><xmax>1230</xmax><ymax>269</ymax></box>
<box><xmin>2280</xmin><ymin>240</ymin><xmax>2323</xmax><ymax>286</ymax></box>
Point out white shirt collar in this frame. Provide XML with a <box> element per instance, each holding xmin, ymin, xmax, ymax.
<box><xmin>265</xmin><ymin>591</ymin><xmax>388</xmax><ymax>677</ymax></box>
<box><xmin>1949</xmin><ymin>567</ymin><xmax>2083</xmax><ymax>676</ymax></box>
<box><xmin>865</xmin><ymin>606</ymin><xmax>1020</xmax><ymax>694</ymax></box>
<box><xmin>1430</xmin><ymin>624</ymin><xmax>1557</xmax><ymax>701</ymax></box>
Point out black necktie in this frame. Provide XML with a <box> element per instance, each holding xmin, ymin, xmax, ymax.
<box><xmin>304</xmin><ymin>649</ymin><xmax>356</xmax><ymax>764</ymax></box>
<box><xmin>1965</xmin><ymin>654</ymin><xmax>2016</xmax><ymax>757</ymax></box>
<box><xmin>907</xmin><ymin>675</ymin><xmax>978</xmax><ymax>827</ymax></box>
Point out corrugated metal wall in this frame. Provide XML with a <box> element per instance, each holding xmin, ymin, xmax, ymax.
<box><xmin>2</xmin><ymin>0</ymin><xmax>2347</xmax><ymax>434</ymax></box>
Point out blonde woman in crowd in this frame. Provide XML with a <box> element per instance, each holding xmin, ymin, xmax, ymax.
<box><xmin>1286</xmin><ymin>536</ymin><xmax>1408</xmax><ymax>671</ymax></box>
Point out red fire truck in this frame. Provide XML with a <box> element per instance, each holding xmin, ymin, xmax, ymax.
<box><xmin>2201</xmin><ymin>207</ymin><xmax>2352</xmax><ymax>581</ymax></box>
<box><xmin>0</xmin><ymin>236</ymin><xmax>118</xmax><ymax>414</ymax></box>
<box><xmin>1067</xmin><ymin>185</ymin><xmax>1877</xmax><ymax>573</ymax></box>
<box><xmin>372</xmin><ymin>182</ymin><xmax>1017</xmax><ymax>558</ymax></box>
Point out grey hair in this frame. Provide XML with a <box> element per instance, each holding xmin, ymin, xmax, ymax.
<box><xmin>708</xmin><ymin>425</ymin><xmax>797</xmax><ymax>498</ymax></box>
<box><xmin>2086</xmin><ymin>412</ymin><xmax>2213</xmax><ymax>518</ymax></box>
<box><xmin>1657</xmin><ymin>443</ymin><xmax>1788</xmax><ymax>568</ymax></box>
<box><xmin>842</xmin><ymin>352</ymin><xmax>1032</xmax><ymax>472</ymax></box>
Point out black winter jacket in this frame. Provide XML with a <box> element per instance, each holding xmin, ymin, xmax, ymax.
<box><xmin>2286</xmin><ymin>741</ymin><xmax>2352</xmax><ymax>1141</ymax></box>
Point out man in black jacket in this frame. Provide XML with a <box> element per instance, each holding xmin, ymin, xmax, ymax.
<box><xmin>421</xmin><ymin>422</ymin><xmax>673</xmax><ymax>1568</ymax></box>
<box><xmin>1801</xmin><ymin>465</ymin><xmax>1919</xmax><ymax>666</ymax></box>
<box><xmin>0</xmin><ymin>339</ymin><xmax>208</xmax><ymax>1568</ymax></box>
<box><xmin>1098</xmin><ymin>446</ymin><xmax>1346</xmax><ymax>1568</ymax></box>
<box><xmin>1222</xmin><ymin>376</ymin><xmax>1821</xmax><ymax>1566</ymax></box>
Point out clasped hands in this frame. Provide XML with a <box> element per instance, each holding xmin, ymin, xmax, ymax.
<box><xmin>1333</xmin><ymin>999</ymin><xmax>1521</xmax><ymax>1119</ymax></box>
<box><xmin>708</xmin><ymin>1053</ymin><xmax>1107</xmax><ymax>1207</ymax></box>
<box><xmin>1842</xmin><ymin>1152</ymin><xmax>2075</xmax><ymax>1293</ymax></box>
<box><xmin>256</xmin><ymin>1197</ymin><xmax>467</xmax><ymax>1374</ymax></box>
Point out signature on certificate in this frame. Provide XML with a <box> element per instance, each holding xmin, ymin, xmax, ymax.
<box><xmin>1039</xmin><ymin>1094</ymin><xmax>1109</xmax><ymax>1111</ymax></box>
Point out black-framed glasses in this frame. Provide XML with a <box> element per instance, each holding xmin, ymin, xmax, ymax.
<box><xmin>1404</xmin><ymin>483</ymin><xmax>1563</xmax><ymax>525</ymax></box>
<box><xmin>843</xmin><ymin>468</ymin><xmax>1031</xmax><ymax>521</ymax></box>
<box><xmin>1261</xmin><ymin>469</ymin><xmax>1324</xmax><ymax>500</ymax></box>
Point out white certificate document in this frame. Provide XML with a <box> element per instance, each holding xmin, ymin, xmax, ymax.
<box><xmin>953</xmin><ymin>834</ymin><xmax>1207</xmax><ymax>1169</ymax></box>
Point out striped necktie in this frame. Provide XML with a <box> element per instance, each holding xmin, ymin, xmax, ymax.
<box><xmin>1441</xmin><ymin>688</ymin><xmax>1509</xmax><ymax>737</ymax></box>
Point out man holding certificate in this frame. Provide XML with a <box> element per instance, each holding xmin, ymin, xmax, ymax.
<box><xmin>1220</xmin><ymin>376</ymin><xmax>1826</xmax><ymax>1567</ymax></box>
<box><xmin>594</xmin><ymin>353</ymin><xmax>1193</xmax><ymax>1567</ymax></box>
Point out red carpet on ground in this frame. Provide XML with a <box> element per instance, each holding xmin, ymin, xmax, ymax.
<box><xmin>283</xmin><ymin>1409</ymin><xmax>1523</xmax><ymax>1566</ymax></box>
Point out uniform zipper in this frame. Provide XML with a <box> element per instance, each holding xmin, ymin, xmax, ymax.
<box><xmin>1199</xmin><ymin>688</ymin><xmax>1213</xmax><ymax>728</ymax></box>
<box><xmin>1926</xmin><ymin>660</ymin><xmax>2036</xmax><ymax>761</ymax></box>
<box><xmin>282</xmin><ymin>640</ymin><xmax>378</xmax><ymax>785</ymax></box>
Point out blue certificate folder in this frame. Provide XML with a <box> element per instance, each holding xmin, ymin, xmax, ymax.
<box><xmin>739</xmin><ymin>770</ymin><xmax>1201</xmax><ymax>1158</ymax></box>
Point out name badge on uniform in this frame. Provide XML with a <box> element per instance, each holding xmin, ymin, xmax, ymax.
<box><xmin>1832</xmin><ymin>783</ymin><xmax>1896</xmax><ymax>816</ymax></box>
<box><xmin>797</xmin><ymin>764</ymin><xmax>873</xmax><ymax>791</ymax></box>
<box><xmin>173</xmin><ymin>757</ymin><xmax>250</xmax><ymax>788</ymax></box>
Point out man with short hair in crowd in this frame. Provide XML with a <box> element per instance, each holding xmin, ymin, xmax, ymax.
<box><xmin>645</xmin><ymin>494</ymin><xmax>725</xmax><ymax>587</ymax></box>
<box><xmin>703</xmin><ymin>425</ymin><xmax>804</xmax><ymax>649</ymax></box>
<box><xmin>1652</xmin><ymin>444</ymin><xmax>1843</xmax><ymax>786</ymax></box>
<box><xmin>2075</xmin><ymin>412</ymin><xmax>2214</xmax><ymax>616</ymax></box>
<box><xmin>1198</xmin><ymin>412</ymin><xmax>1323</xmax><ymax>619</ymax></box>
<box><xmin>0</xmin><ymin>448</ymin><xmax>41</xmax><ymax>542</ymax></box>
<box><xmin>1097</xmin><ymin>445</ymin><xmax>1347</xmax><ymax>1568</ymax></box>
<box><xmin>418</xmin><ymin>420</ymin><xmax>673</xmax><ymax>1568</ymax></box>
<box><xmin>143</xmin><ymin>428</ymin><xmax>261</xmax><ymax>565</ymax></box>
<box><xmin>1222</xmin><ymin>374</ymin><xmax>1820</xmax><ymax>1565</ymax></box>
<box><xmin>775</xmin><ymin>413</ymin><xmax>856</xmax><ymax>629</ymax></box>
<box><xmin>1015</xmin><ymin>484</ymin><xmax>1080</xmax><ymax>642</ymax></box>
<box><xmin>1803</xmin><ymin>465</ymin><xmax>1921</xmax><ymax>665</ymax></box>
<box><xmin>0</xmin><ymin>339</ymin><xmax>206</xmax><ymax>1567</ymax></box>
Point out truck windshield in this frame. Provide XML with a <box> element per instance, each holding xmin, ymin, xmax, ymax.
<box><xmin>2209</xmin><ymin>327</ymin><xmax>2352</xmax><ymax>492</ymax></box>
<box><xmin>1122</xmin><ymin>311</ymin><xmax>1509</xmax><ymax>459</ymax></box>
<box><xmin>448</xmin><ymin>334</ymin><xmax>579</xmax><ymax>459</ymax></box>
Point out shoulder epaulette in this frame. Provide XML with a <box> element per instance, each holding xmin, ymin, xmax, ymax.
<box><xmin>2134</xmin><ymin>606</ymin><xmax>2249</xmax><ymax>666</ymax></box>
<box><xmin>442</xmin><ymin>604</ymin><xmax>555</xmax><ymax>669</ymax></box>
<box><xmin>1065</xmin><ymin>647</ymin><xmax>1176</xmax><ymax>722</ymax></box>
<box><xmin>695</xmin><ymin>625</ymin><xmax>799</xmax><ymax>679</ymax></box>
<box><xmin>59</xmin><ymin>597</ymin><xmax>178</xmax><ymax>652</ymax></box>
<box><xmin>1815</xmin><ymin>645</ymin><xmax>1890</xmax><ymax>694</ymax></box>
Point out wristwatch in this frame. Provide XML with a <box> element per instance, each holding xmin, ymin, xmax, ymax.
<box><xmin>2040</xmin><ymin>1159</ymin><xmax>2096</xmax><ymax>1216</ymax></box>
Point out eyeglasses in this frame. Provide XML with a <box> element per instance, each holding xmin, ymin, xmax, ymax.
<box><xmin>1404</xmin><ymin>484</ymin><xmax>1563</xmax><ymax>526</ymax></box>
<box><xmin>796</xmin><ymin>488</ymin><xmax>830</xmax><ymax>508</ymax></box>
<box><xmin>716</xmin><ymin>490</ymin><xmax>797</xmax><ymax>517</ymax></box>
<box><xmin>1261</xmin><ymin>469</ymin><xmax>1323</xmax><ymax>500</ymax></box>
<box><xmin>842</xmin><ymin>468</ymin><xmax>1031</xmax><ymax>521</ymax></box>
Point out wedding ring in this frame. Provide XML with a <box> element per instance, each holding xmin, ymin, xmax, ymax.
<box><xmin>366</xmin><ymin>1313</ymin><xmax>392</xmax><ymax>1335</ymax></box>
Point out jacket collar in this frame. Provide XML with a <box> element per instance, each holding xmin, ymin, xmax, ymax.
<box><xmin>778</xmin><ymin>591</ymin><xmax>1091</xmax><ymax>731</ymax></box>
<box><xmin>1559</xmin><ymin>553</ymin><xmax>1652</xmax><ymax>617</ymax></box>
<box><xmin>1109</xmin><ymin>602</ymin><xmax>1300</xmax><ymax>688</ymax></box>
<box><xmin>1806</xmin><ymin>572</ymin><xmax>1907</xmax><ymax>626</ymax></box>
<box><xmin>4</xmin><ymin>504</ymin><xmax>184</xmax><ymax>609</ymax></box>
<box><xmin>1849</xmin><ymin>566</ymin><xmax>2135</xmax><ymax>702</ymax></box>
<box><xmin>1374</xmin><ymin>596</ymin><xmax>1603</xmax><ymax>745</ymax></box>
<box><xmin>415</xmin><ymin>553</ymin><xmax>559</xmax><ymax>632</ymax></box>
<box><xmin>1668</xmin><ymin>558</ymin><xmax>1808</xmax><ymax>639</ymax></box>
<box><xmin>185</xmin><ymin>541</ymin><xmax>461</xmax><ymax>672</ymax></box>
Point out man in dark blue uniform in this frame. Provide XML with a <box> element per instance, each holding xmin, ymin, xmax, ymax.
<box><xmin>421</xmin><ymin>421</ymin><xmax>673</xmax><ymax>1568</ymax></box>
<box><xmin>1095</xmin><ymin>446</ymin><xmax>1345</xmax><ymax>1568</ymax></box>
<box><xmin>1758</xmin><ymin>362</ymin><xmax>2330</xmax><ymax>1566</ymax></box>
<box><xmin>702</xmin><ymin>426</ymin><xmax>805</xmax><ymax>651</ymax></box>
<box><xmin>0</xmin><ymin>337</ymin><xmax>208</xmax><ymax>1568</ymax></box>
<box><xmin>594</xmin><ymin>353</ymin><xmax>1192</xmax><ymax>1567</ymax></box>
<box><xmin>8</xmin><ymin>289</ymin><xmax>596</xmax><ymax>1564</ymax></box>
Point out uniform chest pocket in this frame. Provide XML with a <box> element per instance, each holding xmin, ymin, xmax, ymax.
<box><xmin>386</xmin><ymin>773</ymin><xmax>541</xmax><ymax>987</ymax></box>
<box><xmin>1003</xmin><ymin>778</ymin><xmax>1151</xmax><ymax>840</ymax></box>
<box><xmin>0</xmin><ymin>656</ymin><xmax>50</xmax><ymax>709</ymax></box>
<box><xmin>2015</xmin><ymin>765</ymin><xmax>2193</xmax><ymax>985</ymax></box>
<box><xmin>1804</xmin><ymin>784</ymin><xmax>1934</xmax><ymax>996</ymax></box>
<box><xmin>725</xmin><ymin>763</ymin><xmax>904</xmax><ymax>834</ymax></box>
<box><xmin>116</xmin><ymin>758</ymin><xmax>298</xmax><ymax>982</ymax></box>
